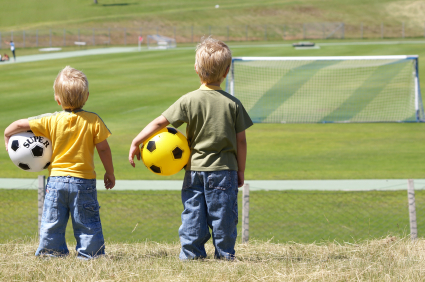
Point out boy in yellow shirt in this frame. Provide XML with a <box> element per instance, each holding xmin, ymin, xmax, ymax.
<box><xmin>129</xmin><ymin>38</ymin><xmax>253</xmax><ymax>260</ymax></box>
<box><xmin>4</xmin><ymin>66</ymin><xmax>115</xmax><ymax>259</ymax></box>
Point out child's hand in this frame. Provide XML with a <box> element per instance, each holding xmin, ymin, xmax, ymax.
<box><xmin>237</xmin><ymin>171</ymin><xmax>245</xmax><ymax>188</ymax></box>
<box><xmin>4</xmin><ymin>135</ymin><xmax>9</xmax><ymax>151</ymax></box>
<box><xmin>129</xmin><ymin>142</ymin><xmax>141</xmax><ymax>167</ymax></box>
<box><xmin>104</xmin><ymin>173</ymin><xmax>115</xmax><ymax>189</ymax></box>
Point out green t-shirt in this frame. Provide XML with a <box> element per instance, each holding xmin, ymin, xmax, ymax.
<box><xmin>162</xmin><ymin>85</ymin><xmax>253</xmax><ymax>171</ymax></box>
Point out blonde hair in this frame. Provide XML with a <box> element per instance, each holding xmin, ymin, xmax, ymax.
<box><xmin>53</xmin><ymin>66</ymin><xmax>89</xmax><ymax>110</ymax></box>
<box><xmin>195</xmin><ymin>37</ymin><xmax>232</xmax><ymax>84</ymax></box>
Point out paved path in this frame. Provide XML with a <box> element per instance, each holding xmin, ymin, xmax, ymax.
<box><xmin>1</xmin><ymin>40</ymin><xmax>425</xmax><ymax>66</ymax></box>
<box><xmin>0</xmin><ymin>178</ymin><xmax>424</xmax><ymax>191</ymax></box>
<box><xmin>0</xmin><ymin>47</ymin><xmax>139</xmax><ymax>65</ymax></box>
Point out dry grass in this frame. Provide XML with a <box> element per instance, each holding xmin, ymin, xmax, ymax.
<box><xmin>1</xmin><ymin>236</ymin><xmax>425</xmax><ymax>281</ymax></box>
<box><xmin>386</xmin><ymin>1</ymin><xmax>425</xmax><ymax>28</ymax></box>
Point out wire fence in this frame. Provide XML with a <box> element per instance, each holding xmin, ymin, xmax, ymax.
<box><xmin>0</xmin><ymin>179</ymin><xmax>423</xmax><ymax>244</ymax></box>
<box><xmin>1</xmin><ymin>22</ymin><xmax>425</xmax><ymax>50</ymax></box>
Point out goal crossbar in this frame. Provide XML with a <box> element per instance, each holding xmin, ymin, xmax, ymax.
<box><xmin>233</xmin><ymin>55</ymin><xmax>418</xmax><ymax>61</ymax></box>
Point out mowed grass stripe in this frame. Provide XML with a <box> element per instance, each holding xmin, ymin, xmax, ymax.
<box><xmin>247</xmin><ymin>60</ymin><xmax>340</xmax><ymax>123</ymax></box>
<box><xmin>321</xmin><ymin>59</ymin><xmax>412</xmax><ymax>122</ymax></box>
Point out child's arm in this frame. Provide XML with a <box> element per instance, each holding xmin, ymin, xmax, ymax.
<box><xmin>96</xmin><ymin>139</ymin><xmax>115</xmax><ymax>189</ymax></box>
<box><xmin>4</xmin><ymin>119</ymin><xmax>30</xmax><ymax>150</ymax></box>
<box><xmin>129</xmin><ymin>115</ymin><xmax>170</xmax><ymax>167</ymax></box>
<box><xmin>236</xmin><ymin>130</ymin><xmax>247</xmax><ymax>188</ymax></box>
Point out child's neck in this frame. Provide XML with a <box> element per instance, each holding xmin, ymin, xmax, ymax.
<box><xmin>202</xmin><ymin>82</ymin><xmax>221</xmax><ymax>87</ymax></box>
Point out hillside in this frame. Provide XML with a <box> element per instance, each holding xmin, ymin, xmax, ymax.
<box><xmin>1</xmin><ymin>0</ymin><xmax>424</xmax><ymax>31</ymax></box>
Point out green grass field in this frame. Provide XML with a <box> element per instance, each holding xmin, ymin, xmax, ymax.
<box><xmin>1</xmin><ymin>41</ymin><xmax>425</xmax><ymax>245</ymax></box>
<box><xmin>1</xmin><ymin>41</ymin><xmax>425</xmax><ymax>180</ymax></box>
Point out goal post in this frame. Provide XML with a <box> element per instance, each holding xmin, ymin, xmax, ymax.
<box><xmin>227</xmin><ymin>56</ymin><xmax>424</xmax><ymax>123</ymax></box>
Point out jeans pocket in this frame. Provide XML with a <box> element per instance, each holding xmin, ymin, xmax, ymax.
<box><xmin>208</xmin><ymin>171</ymin><xmax>234</xmax><ymax>191</ymax></box>
<box><xmin>77</xmin><ymin>188</ymin><xmax>100</xmax><ymax>224</ymax></box>
<box><xmin>42</xmin><ymin>187</ymin><xmax>58</xmax><ymax>223</ymax></box>
<box><xmin>78</xmin><ymin>202</ymin><xmax>101</xmax><ymax>224</ymax></box>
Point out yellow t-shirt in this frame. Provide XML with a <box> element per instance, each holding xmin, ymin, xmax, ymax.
<box><xmin>28</xmin><ymin>109</ymin><xmax>111</xmax><ymax>179</ymax></box>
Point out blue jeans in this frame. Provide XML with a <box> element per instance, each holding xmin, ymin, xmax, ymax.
<box><xmin>35</xmin><ymin>176</ymin><xmax>105</xmax><ymax>259</ymax></box>
<box><xmin>179</xmin><ymin>170</ymin><xmax>239</xmax><ymax>260</ymax></box>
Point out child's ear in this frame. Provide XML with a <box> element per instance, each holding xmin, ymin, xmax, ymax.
<box><xmin>223</xmin><ymin>65</ymin><xmax>230</xmax><ymax>78</ymax></box>
<box><xmin>54</xmin><ymin>95</ymin><xmax>61</xmax><ymax>106</ymax></box>
<box><xmin>194</xmin><ymin>63</ymin><xmax>199</xmax><ymax>74</ymax></box>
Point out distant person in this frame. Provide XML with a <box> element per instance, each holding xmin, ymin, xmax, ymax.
<box><xmin>129</xmin><ymin>37</ymin><xmax>253</xmax><ymax>260</ymax></box>
<box><xmin>5</xmin><ymin>41</ymin><xmax>15</xmax><ymax>61</ymax></box>
<box><xmin>0</xmin><ymin>53</ymin><xmax>9</xmax><ymax>62</ymax></box>
<box><xmin>4</xmin><ymin>66</ymin><xmax>115</xmax><ymax>259</ymax></box>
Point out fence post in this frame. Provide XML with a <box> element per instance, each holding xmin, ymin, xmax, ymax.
<box><xmin>242</xmin><ymin>183</ymin><xmax>250</xmax><ymax>243</ymax></box>
<box><xmin>108</xmin><ymin>28</ymin><xmax>111</xmax><ymax>45</ymax></box>
<box><xmin>23</xmin><ymin>30</ymin><xmax>25</xmax><ymax>48</ymax></box>
<box><xmin>78</xmin><ymin>29</ymin><xmax>80</xmax><ymax>42</ymax></box>
<box><xmin>38</xmin><ymin>175</ymin><xmax>46</xmax><ymax>234</ymax></box>
<box><xmin>264</xmin><ymin>25</ymin><xmax>267</xmax><ymax>41</ymax></box>
<box><xmin>92</xmin><ymin>28</ymin><xmax>95</xmax><ymax>45</ymax></box>
<box><xmin>408</xmin><ymin>179</ymin><xmax>418</xmax><ymax>240</ymax></box>
<box><xmin>124</xmin><ymin>28</ymin><xmax>127</xmax><ymax>45</ymax></box>
<box><xmin>402</xmin><ymin>22</ymin><xmax>405</xmax><ymax>38</ymax></box>
<box><xmin>227</xmin><ymin>26</ymin><xmax>229</xmax><ymax>41</ymax></box>
<box><xmin>283</xmin><ymin>24</ymin><xmax>286</xmax><ymax>40</ymax></box>
<box><xmin>191</xmin><ymin>25</ymin><xmax>194</xmax><ymax>43</ymax></box>
<box><xmin>49</xmin><ymin>29</ymin><xmax>52</xmax><ymax>47</ymax></box>
<box><xmin>11</xmin><ymin>30</ymin><xmax>13</xmax><ymax>41</ymax></box>
<box><xmin>245</xmin><ymin>25</ymin><xmax>248</xmax><ymax>41</ymax></box>
<box><xmin>303</xmin><ymin>23</ymin><xmax>306</xmax><ymax>39</ymax></box>
<box><xmin>0</xmin><ymin>32</ymin><xmax>2</xmax><ymax>49</ymax></box>
<box><xmin>381</xmin><ymin>22</ymin><xmax>384</xmax><ymax>39</ymax></box>
<box><xmin>209</xmin><ymin>25</ymin><xmax>211</xmax><ymax>36</ymax></box>
<box><xmin>63</xmin><ymin>29</ymin><xmax>66</xmax><ymax>46</ymax></box>
<box><xmin>361</xmin><ymin>22</ymin><xmax>363</xmax><ymax>39</ymax></box>
<box><xmin>36</xmin><ymin>30</ymin><xmax>38</xmax><ymax>47</ymax></box>
<box><xmin>173</xmin><ymin>26</ymin><xmax>176</xmax><ymax>40</ymax></box>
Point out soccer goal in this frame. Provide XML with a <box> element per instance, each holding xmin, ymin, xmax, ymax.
<box><xmin>226</xmin><ymin>56</ymin><xmax>424</xmax><ymax>123</ymax></box>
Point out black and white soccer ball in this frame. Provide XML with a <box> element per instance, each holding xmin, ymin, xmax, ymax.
<box><xmin>8</xmin><ymin>131</ymin><xmax>52</xmax><ymax>172</ymax></box>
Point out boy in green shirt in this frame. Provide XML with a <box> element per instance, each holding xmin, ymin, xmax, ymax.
<box><xmin>129</xmin><ymin>37</ymin><xmax>253</xmax><ymax>260</ymax></box>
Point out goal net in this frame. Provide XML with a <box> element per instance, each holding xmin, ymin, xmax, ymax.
<box><xmin>226</xmin><ymin>56</ymin><xmax>424</xmax><ymax>123</ymax></box>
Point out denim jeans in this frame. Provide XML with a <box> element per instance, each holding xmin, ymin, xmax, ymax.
<box><xmin>179</xmin><ymin>170</ymin><xmax>239</xmax><ymax>260</ymax></box>
<box><xmin>35</xmin><ymin>176</ymin><xmax>105</xmax><ymax>259</ymax></box>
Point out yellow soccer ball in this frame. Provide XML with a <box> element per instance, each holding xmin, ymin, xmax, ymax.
<box><xmin>141</xmin><ymin>127</ymin><xmax>190</xmax><ymax>176</ymax></box>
